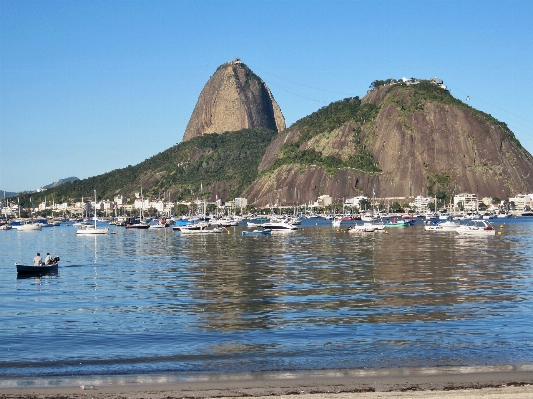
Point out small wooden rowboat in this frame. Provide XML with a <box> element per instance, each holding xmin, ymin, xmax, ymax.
<box><xmin>16</xmin><ymin>263</ymin><xmax>59</xmax><ymax>275</ymax></box>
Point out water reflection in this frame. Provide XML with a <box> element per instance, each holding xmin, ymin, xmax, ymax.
<box><xmin>1</xmin><ymin>220</ymin><xmax>532</xmax><ymax>375</ymax></box>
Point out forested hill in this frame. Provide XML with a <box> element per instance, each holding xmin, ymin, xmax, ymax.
<box><xmin>22</xmin><ymin>128</ymin><xmax>277</xmax><ymax>207</ymax></box>
<box><xmin>244</xmin><ymin>79</ymin><xmax>533</xmax><ymax>206</ymax></box>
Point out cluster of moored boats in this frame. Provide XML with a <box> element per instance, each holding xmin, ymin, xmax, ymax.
<box><xmin>1</xmin><ymin>209</ymin><xmax>518</xmax><ymax>237</ymax></box>
<box><xmin>9</xmin><ymin>212</ymin><xmax>515</xmax><ymax>276</ymax></box>
<box><xmin>329</xmin><ymin>212</ymin><xmax>502</xmax><ymax>236</ymax></box>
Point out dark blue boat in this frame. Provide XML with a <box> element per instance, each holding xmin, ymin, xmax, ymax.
<box><xmin>16</xmin><ymin>263</ymin><xmax>59</xmax><ymax>275</ymax></box>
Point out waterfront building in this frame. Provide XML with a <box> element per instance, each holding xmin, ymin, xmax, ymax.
<box><xmin>453</xmin><ymin>193</ymin><xmax>479</xmax><ymax>212</ymax></box>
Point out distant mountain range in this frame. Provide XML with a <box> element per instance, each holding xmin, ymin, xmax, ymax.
<box><xmin>1</xmin><ymin>177</ymin><xmax>79</xmax><ymax>200</ymax></box>
<box><xmin>1</xmin><ymin>190</ymin><xmax>17</xmax><ymax>199</ymax></box>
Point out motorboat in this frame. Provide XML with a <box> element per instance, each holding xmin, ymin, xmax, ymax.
<box><xmin>16</xmin><ymin>258</ymin><xmax>59</xmax><ymax>275</ymax></box>
<box><xmin>149</xmin><ymin>218</ymin><xmax>170</xmax><ymax>228</ymax></box>
<box><xmin>425</xmin><ymin>219</ymin><xmax>460</xmax><ymax>231</ymax></box>
<box><xmin>482</xmin><ymin>212</ymin><xmax>496</xmax><ymax>220</ymax></box>
<box><xmin>456</xmin><ymin>220</ymin><xmax>496</xmax><ymax>236</ymax></box>
<box><xmin>76</xmin><ymin>225</ymin><xmax>110</xmax><ymax>235</ymax></box>
<box><xmin>496</xmin><ymin>212</ymin><xmax>512</xmax><ymax>218</ymax></box>
<box><xmin>172</xmin><ymin>220</ymin><xmax>192</xmax><ymax>231</ymax></box>
<box><xmin>242</xmin><ymin>229</ymin><xmax>272</xmax><ymax>236</ymax></box>
<box><xmin>370</xmin><ymin>221</ymin><xmax>386</xmax><ymax>230</ymax></box>
<box><xmin>215</xmin><ymin>217</ymin><xmax>240</xmax><ymax>227</ymax></box>
<box><xmin>522</xmin><ymin>208</ymin><xmax>533</xmax><ymax>217</ymax></box>
<box><xmin>348</xmin><ymin>223</ymin><xmax>378</xmax><ymax>233</ymax></box>
<box><xmin>13</xmin><ymin>222</ymin><xmax>42</xmax><ymax>231</ymax></box>
<box><xmin>438</xmin><ymin>212</ymin><xmax>451</xmax><ymax>220</ymax></box>
<box><xmin>125</xmin><ymin>217</ymin><xmax>150</xmax><ymax>229</ymax></box>
<box><xmin>246</xmin><ymin>217</ymin><xmax>270</xmax><ymax>227</ymax></box>
<box><xmin>0</xmin><ymin>223</ymin><xmax>12</xmax><ymax>230</ymax></box>
<box><xmin>386</xmin><ymin>216</ymin><xmax>411</xmax><ymax>227</ymax></box>
<box><xmin>262</xmin><ymin>221</ymin><xmax>298</xmax><ymax>232</ymax></box>
<box><xmin>361</xmin><ymin>213</ymin><xmax>374</xmax><ymax>222</ymax></box>
<box><xmin>179</xmin><ymin>223</ymin><xmax>225</xmax><ymax>234</ymax></box>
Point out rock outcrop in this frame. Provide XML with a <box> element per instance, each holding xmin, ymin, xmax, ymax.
<box><xmin>244</xmin><ymin>81</ymin><xmax>533</xmax><ymax>206</ymax></box>
<box><xmin>183</xmin><ymin>59</ymin><xmax>285</xmax><ymax>142</ymax></box>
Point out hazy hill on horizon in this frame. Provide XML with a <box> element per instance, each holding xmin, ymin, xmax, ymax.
<box><xmin>1</xmin><ymin>177</ymin><xmax>79</xmax><ymax>200</ymax></box>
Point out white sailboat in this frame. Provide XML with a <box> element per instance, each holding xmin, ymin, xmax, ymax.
<box><xmin>14</xmin><ymin>196</ymin><xmax>42</xmax><ymax>231</ymax></box>
<box><xmin>76</xmin><ymin>190</ymin><xmax>109</xmax><ymax>235</ymax></box>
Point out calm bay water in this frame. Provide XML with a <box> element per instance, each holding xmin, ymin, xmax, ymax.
<box><xmin>1</xmin><ymin>218</ymin><xmax>532</xmax><ymax>383</ymax></box>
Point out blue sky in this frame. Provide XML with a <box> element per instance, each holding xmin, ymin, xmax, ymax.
<box><xmin>1</xmin><ymin>0</ymin><xmax>532</xmax><ymax>193</ymax></box>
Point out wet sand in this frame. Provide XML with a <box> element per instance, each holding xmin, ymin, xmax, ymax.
<box><xmin>1</xmin><ymin>367</ymin><xmax>532</xmax><ymax>398</ymax></box>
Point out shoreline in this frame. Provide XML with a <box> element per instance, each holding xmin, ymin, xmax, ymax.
<box><xmin>1</xmin><ymin>367</ymin><xmax>533</xmax><ymax>398</ymax></box>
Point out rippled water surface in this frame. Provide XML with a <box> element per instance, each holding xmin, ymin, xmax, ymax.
<box><xmin>1</xmin><ymin>218</ymin><xmax>532</xmax><ymax>379</ymax></box>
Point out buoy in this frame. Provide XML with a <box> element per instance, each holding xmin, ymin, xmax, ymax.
<box><xmin>498</xmin><ymin>231</ymin><xmax>502</xmax><ymax>235</ymax></box>
<box><xmin>500</xmin><ymin>225</ymin><xmax>504</xmax><ymax>228</ymax></box>
<box><xmin>385</xmin><ymin>231</ymin><xmax>389</xmax><ymax>234</ymax></box>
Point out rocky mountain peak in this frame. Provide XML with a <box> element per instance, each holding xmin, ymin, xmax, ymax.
<box><xmin>182</xmin><ymin>59</ymin><xmax>285</xmax><ymax>142</ymax></box>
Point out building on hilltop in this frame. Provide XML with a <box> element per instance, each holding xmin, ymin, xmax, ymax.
<box><xmin>430</xmin><ymin>77</ymin><xmax>447</xmax><ymax>89</ymax></box>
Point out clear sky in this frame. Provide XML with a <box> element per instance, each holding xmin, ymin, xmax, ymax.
<box><xmin>1</xmin><ymin>0</ymin><xmax>532</xmax><ymax>193</ymax></box>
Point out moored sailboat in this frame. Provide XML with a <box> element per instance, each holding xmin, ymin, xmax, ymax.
<box><xmin>76</xmin><ymin>191</ymin><xmax>109</xmax><ymax>235</ymax></box>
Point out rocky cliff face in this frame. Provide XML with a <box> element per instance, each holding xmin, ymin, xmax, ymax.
<box><xmin>244</xmin><ymin>81</ymin><xmax>533</xmax><ymax>206</ymax></box>
<box><xmin>183</xmin><ymin>60</ymin><xmax>285</xmax><ymax>142</ymax></box>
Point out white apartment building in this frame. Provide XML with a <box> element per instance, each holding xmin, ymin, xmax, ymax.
<box><xmin>345</xmin><ymin>196</ymin><xmax>367</xmax><ymax>208</ymax></box>
<box><xmin>453</xmin><ymin>193</ymin><xmax>479</xmax><ymax>212</ymax></box>
<box><xmin>509</xmin><ymin>194</ymin><xmax>533</xmax><ymax>212</ymax></box>
<box><xmin>114</xmin><ymin>195</ymin><xmax>126</xmax><ymax>206</ymax></box>
<box><xmin>134</xmin><ymin>198</ymin><xmax>151</xmax><ymax>210</ymax></box>
<box><xmin>234</xmin><ymin>198</ymin><xmax>248</xmax><ymax>209</ymax></box>
<box><xmin>315</xmin><ymin>195</ymin><xmax>332</xmax><ymax>208</ymax></box>
<box><xmin>413</xmin><ymin>195</ymin><xmax>432</xmax><ymax>211</ymax></box>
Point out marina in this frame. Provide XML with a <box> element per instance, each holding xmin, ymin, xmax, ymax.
<box><xmin>1</xmin><ymin>216</ymin><xmax>532</xmax><ymax>386</ymax></box>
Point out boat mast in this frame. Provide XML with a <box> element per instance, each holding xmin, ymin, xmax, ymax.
<box><xmin>94</xmin><ymin>190</ymin><xmax>97</xmax><ymax>228</ymax></box>
<box><xmin>140</xmin><ymin>187</ymin><xmax>144</xmax><ymax>221</ymax></box>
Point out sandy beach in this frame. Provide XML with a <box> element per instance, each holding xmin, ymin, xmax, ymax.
<box><xmin>1</xmin><ymin>367</ymin><xmax>532</xmax><ymax>398</ymax></box>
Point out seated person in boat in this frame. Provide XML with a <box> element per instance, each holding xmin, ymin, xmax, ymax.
<box><xmin>33</xmin><ymin>253</ymin><xmax>42</xmax><ymax>266</ymax></box>
<box><xmin>44</xmin><ymin>253</ymin><xmax>60</xmax><ymax>265</ymax></box>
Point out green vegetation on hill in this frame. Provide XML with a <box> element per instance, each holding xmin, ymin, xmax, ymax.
<box><xmin>150</xmin><ymin>128</ymin><xmax>276</xmax><ymax>200</ymax></box>
<box><xmin>24</xmin><ymin>128</ymin><xmax>276</xmax><ymax>206</ymax></box>
<box><xmin>268</xmin><ymin>97</ymin><xmax>381</xmax><ymax>175</ymax></box>
<box><xmin>382</xmin><ymin>81</ymin><xmax>521</xmax><ymax>147</ymax></box>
